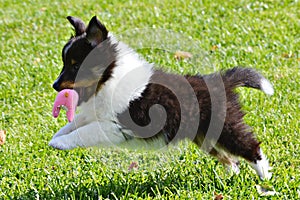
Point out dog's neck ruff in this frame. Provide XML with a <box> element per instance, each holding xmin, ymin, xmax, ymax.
<box><xmin>80</xmin><ymin>33</ymin><xmax>153</xmax><ymax>118</ymax></box>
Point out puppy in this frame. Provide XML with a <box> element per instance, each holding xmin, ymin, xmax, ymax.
<box><xmin>49</xmin><ymin>16</ymin><xmax>273</xmax><ymax>180</ymax></box>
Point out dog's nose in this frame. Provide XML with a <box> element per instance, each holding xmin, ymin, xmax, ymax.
<box><xmin>52</xmin><ymin>81</ymin><xmax>60</xmax><ymax>91</ymax></box>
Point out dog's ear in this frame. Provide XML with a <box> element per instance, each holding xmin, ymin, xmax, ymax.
<box><xmin>67</xmin><ymin>16</ymin><xmax>86</xmax><ymax>36</ymax></box>
<box><xmin>86</xmin><ymin>16</ymin><xmax>108</xmax><ymax>46</ymax></box>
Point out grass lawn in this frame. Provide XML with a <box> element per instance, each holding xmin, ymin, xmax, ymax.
<box><xmin>0</xmin><ymin>0</ymin><xmax>299</xmax><ymax>199</ymax></box>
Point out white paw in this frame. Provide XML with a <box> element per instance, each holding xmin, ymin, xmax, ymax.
<box><xmin>49</xmin><ymin>136</ymin><xmax>76</xmax><ymax>150</ymax></box>
<box><xmin>250</xmin><ymin>149</ymin><xmax>272</xmax><ymax>180</ymax></box>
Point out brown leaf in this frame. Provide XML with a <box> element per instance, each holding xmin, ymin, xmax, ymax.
<box><xmin>281</xmin><ymin>52</ymin><xmax>295</xmax><ymax>58</ymax></box>
<box><xmin>174</xmin><ymin>51</ymin><xmax>192</xmax><ymax>60</ymax></box>
<box><xmin>214</xmin><ymin>191</ymin><xmax>224</xmax><ymax>200</ymax></box>
<box><xmin>211</xmin><ymin>45</ymin><xmax>218</xmax><ymax>51</ymax></box>
<box><xmin>128</xmin><ymin>162</ymin><xmax>138</xmax><ymax>170</ymax></box>
<box><xmin>0</xmin><ymin>130</ymin><xmax>6</xmax><ymax>145</ymax></box>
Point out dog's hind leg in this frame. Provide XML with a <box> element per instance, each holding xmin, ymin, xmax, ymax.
<box><xmin>248</xmin><ymin>148</ymin><xmax>271</xmax><ymax>180</ymax></box>
<box><xmin>208</xmin><ymin>147</ymin><xmax>240</xmax><ymax>175</ymax></box>
<box><xmin>216</xmin><ymin>125</ymin><xmax>272</xmax><ymax>180</ymax></box>
<box><xmin>193</xmin><ymin>135</ymin><xmax>240</xmax><ymax>175</ymax></box>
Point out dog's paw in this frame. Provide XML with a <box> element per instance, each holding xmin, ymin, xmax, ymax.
<box><xmin>49</xmin><ymin>136</ymin><xmax>76</xmax><ymax>150</ymax></box>
<box><xmin>250</xmin><ymin>149</ymin><xmax>272</xmax><ymax>180</ymax></box>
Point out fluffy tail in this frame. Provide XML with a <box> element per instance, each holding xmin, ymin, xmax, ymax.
<box><xmin>223</xmin><ymin>67</ymin><xmax>274</xmax><ymax>95</ymax></box>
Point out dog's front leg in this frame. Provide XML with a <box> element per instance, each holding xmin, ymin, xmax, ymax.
<box><xmin>51</xmin><ymin>114</ymin><xmax>88</xmax><ymax>139</ymax></box>
<box><xmin>49</xmin><ymin>121</ymin><xmax>125</xmax><ymax>150</ymax></box>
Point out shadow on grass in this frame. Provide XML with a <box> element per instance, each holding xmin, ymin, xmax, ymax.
<box><xmin>17</xmin><ymin>165</ymin><xmax>235</xmax><ymax>199</ymax></box>
<box><xmin>14</xmin><ymin>164</ymin><xmax>234</xmax><ymax>199</ymax></box>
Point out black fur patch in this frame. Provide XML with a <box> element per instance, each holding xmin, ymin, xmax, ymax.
<box><xmin>118</xmin><ymin>68</ymin><xmax>263</xmax><ymax>162</ymax></box>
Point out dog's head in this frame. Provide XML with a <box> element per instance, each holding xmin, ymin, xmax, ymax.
<box><xmin>53</xmin><ymin>16</ymin><xmax>117</xmax><ymax>105</ymax></box>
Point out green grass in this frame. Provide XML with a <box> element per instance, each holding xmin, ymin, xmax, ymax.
<box><xmin>0</xmin><ymin>0</ymin><xmax>299</xmax><ymax>199</ymax></box>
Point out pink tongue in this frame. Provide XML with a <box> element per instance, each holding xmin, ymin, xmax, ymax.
<box><xmin>52</xmin><ymin>89</ymin><xmax>79</xmax><ymax>122</ymax></box>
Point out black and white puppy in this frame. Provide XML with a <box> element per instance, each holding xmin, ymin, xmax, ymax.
<box><xmin>49</xmin><ymin>16</ymin><xmax>274</xmax><ymax>180</ymax></box>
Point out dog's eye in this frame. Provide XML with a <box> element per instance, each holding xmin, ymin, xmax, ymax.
<box><xmin>71</xmin><ymin>59</ymin><xmax>80</xmax><ymax>70</ymax></box>
<box><xmin>73</xmin><ymin>63</ymin><xmax>80</xmax><ymax>70</ymax></box>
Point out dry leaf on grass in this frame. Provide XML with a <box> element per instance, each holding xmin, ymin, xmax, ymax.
<box><xmin>0</xmin><ymin>130</ymin><xmax>6</xmax><ymax>145</ymax></box>
<box><xmin>174</xmin><ymin>51</ymin><xmax>193</xmax><ymax>60</ymax></box>
<box><xmin>281</xmin><ymin>52</ymin><xmax>295</xmax><ymax>58</ymax></box>
<box><xmin>211</xmin><ymin>45</ymin><xmax>218</xmax><ymax>51</ymax></box>
<box><xmin>128</xmin><ymin>162</ymin><xmax>138</xmax><ymax>171</ymax></box>
<box><xmin>214</xmin><ymin>191</ymin><xmax>224</xmax><ymax>200</ymax></box>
